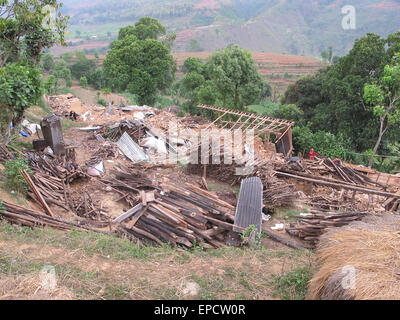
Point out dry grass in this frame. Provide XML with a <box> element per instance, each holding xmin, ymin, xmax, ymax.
<box><xmin>308</xmin><ymin>215</ymin><xmax>400</xmax><ymax>300</ymax></box>
<box><xmin>0</xmin><ymin>274</ymin><xmax>74</xmax><ymax>300</ymax></box>
<box><xmin>0</xmin><ymin>222</ymin><xmax>314</xmax><ymax>300</ymax></box>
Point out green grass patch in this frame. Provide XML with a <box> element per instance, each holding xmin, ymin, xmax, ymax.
<box><xmin>3</xmin><ymin>157</ymin><xmax>31</xmax><ymax>195</ymax></box>
<box><xmin>120</xmin><ymin>92</ymin><xmax>139</xmax><ymax>105</ymax></box>
<box><xmin>272</xmin><ymin>266</ymin><xmax>313</xmax><ymax>300</ymax></box>
<box><xmin>0</xmin><ymin>223</ymin><xmax>176</xmax><ymax>262</ymax></box>
<box><xmin>191</xmin><ymin>274</ymin><xmax>225</xmax><ymax>300</ymax></box>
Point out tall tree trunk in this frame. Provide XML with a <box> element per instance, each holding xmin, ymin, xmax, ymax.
<box><xmin>368</xmin><ymin>117</ymin><xmax>387</xmax><ymax>168</ymax></box>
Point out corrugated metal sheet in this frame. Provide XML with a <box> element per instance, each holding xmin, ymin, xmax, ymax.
<box><xmin>117</xmin><ymin>132</ymin><xmax>148</xmax><ymax>163</ymax></box>
<box><xmin>233</xmin><ymin>177</ymin><xmax>263</xmax><ymax>232</ymax></box>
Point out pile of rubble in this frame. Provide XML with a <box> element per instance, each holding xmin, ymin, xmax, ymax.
<box><xmin>1</xmin><ymin>94</ymin><xmax>400</xmax><ymax>251</ymax></box>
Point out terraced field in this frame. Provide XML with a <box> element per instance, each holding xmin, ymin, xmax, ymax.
<box><xmin>174</xmin><ymin>51</ymin><xmax>323</xmax><ymax>94</ymax></box>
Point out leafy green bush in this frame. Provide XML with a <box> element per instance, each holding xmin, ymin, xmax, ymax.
<box><xmin>121</xmin><ymin>92</ymin><xmax>139</xmax><ymax>105</ymax></box>
<box><xmin>293</xmin><ymin>126</ymin><xmax>351</xmax><ymax>159</ymax></box>
<box><xmin>154</xmin><ymin>95</ymin><xmax>175</xmax><ymax>109</ymax></box>
<box><xmin>246</xmin><ymin>101</ymin><xmax>280</xmax><ymax>116</ymax></box>
<box><xmin>97</xmin><ymin>98</ymin><xmax>107</xmax><ymax>107</ymax></box>
<box><xmin>79</xmin><ymin>76</ymin><xmax>88</xmax><ymax>89</ymax></box>
<box><xmin>0</xmin><ymin>63</ymin><xmax>42</xmax><ymax>140</ymax></box>
<box><xmin>3</xmin><ymin>158</ymin><xmax>31</xmax><ymax>195</ymax></box>
<box><xmin>272</xmin><ymin>266</ymin><xmax>313</xmax><ymax>300</ymax></box>
<box><xmin>240</xmin><ymin>225</ymin><xmax>264</xmax><ymax>249</ymax></box>
<box><xmin>101</xmin><ymin>87</ymin><xmax>112</xmax><ymax>95</ymax></box>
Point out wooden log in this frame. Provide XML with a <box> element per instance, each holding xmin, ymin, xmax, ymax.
<box><xmin>126</xmin><ymin>205</ymin><xmax>148</xmax><ymax>229</ymax></box>
<box><xmin>136</xmin><ymin>221</ymin><xmax>177</xmax><ymax>246</ymax></box>
<box><xmin>128</xmin><ymin>225</ymin><xmax>163</xmax><ymax>245</ymax></box>
<box><xmin>20</xmin><ymin>170</ymin><xmax>54</xmax><ymax>217</ymax></box>
<box><xmin>140</xmin><ymin>216</ymin><xmax>178</xmax><ymax>240</ymax></box>
<box><xmin>113</xmin><ymin>203</ymin><xmax>143</xmax><ymax>223</ymax></box>
<box><xmin>275</xmin><ymin>171</ymin><xmax>400</xmax><ymax>199</ymax></box>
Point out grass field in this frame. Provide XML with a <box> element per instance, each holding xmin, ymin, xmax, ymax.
<box><xmin>0</xmin><ymin>222</ymin><xmax>314</xmax><ymax>300</ymax></box>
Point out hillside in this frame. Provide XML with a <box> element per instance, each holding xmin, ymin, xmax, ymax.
<box><xmin>59</xmin><ymin>0</ymin><xmax>400</xmax><ymax>57</ymax></box>
<box><xmin>51</xmin><ymin>51</ymin><xmax>323</xmax><ymax>96</ymax></box>
<box><xmin>174</xmin><ymin>52</ymin><xmax>323</xmax><ymax>96</ymax></box>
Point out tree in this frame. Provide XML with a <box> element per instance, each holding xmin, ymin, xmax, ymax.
<box><xmin>118</xmin><ymin>17</ymin><xmax>166</xmax><ymax>41</ymax></box>
<box><xmin>204</xmin><ymin>45</ymin><xmax>267</xmax><ymax>109</ymax></box>
<box><xmin>88</xmin><ymin>68</ymin><xmax>107</xmax><ymax>90</ymax></box>
<box><xmin>41</xmin><ymin>53</ymin><xmax>55</xmax><ymax>72</ymax></box>
<box><xmin>53</xmin><ymin>59</ymin><xmax>72</xmax><ymax>87</ymax></box>
<box><xmin>188</xmin><ymin>39</ymin><xmax>202</xmax><ymax>52</ymax></box>
<box><xmin>182</xmin><ymin>57</ymin><xmax>204</xmax><ymax>74</ymax></box>
<box><xmin>283</xmin><ymin>32</ymin><xmax>400</xmax><ymax>153</ymax></box>
<box><xmin>70</xmin><ymin>51</ymin><xmax>96</xmax><ymax>80</ymax></box>
<box><xmin>274</xmin><ymin>104</ymin><xmax>304</xmax><ymax>122</ymax></box>
<box><xmin>0</xmin><ymin>0</ymin><xmax>69</xmax><ymax>67</ymax></box>
<box><xmin>179</xmin><ymin>45</ymin><xmax>270</xmax><ymax>113</ymax></box>
<box><xmin>0</xmin><ymin>63</ymin><xmax>42</xmax><ymax>141</ymax></box>
<box><xmin>0</xmin><ymin>1</ymin><xmax>68</xmax><ymax>142</ymax></box>
<box><xmin>180</xmin><ymin>72</ymin><xmax>205</xmax><ymax>98</ymax></box>
<box><xmin>43</xmin><ymin>74</ymin><xmax>57</xmax><ymax>94</ymax></box>
<box><xmin>104</xmin><ymin>29</ymin><xmax>176</xmax><ymax>105</ymax></box>
<box><xmin>363</xmin><ymin>54</ymin><xmax>400</xmax><ymax>168</ymax></box>
<box><xmin>80</xmin><ymin>76</ymin><xmax>88</xmax><ymax>89</ymax></box>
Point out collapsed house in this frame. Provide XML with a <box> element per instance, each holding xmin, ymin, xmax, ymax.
<box><xmin>0</xmin><ymin>94</ymin><xmax>399</xmax><ymax>251</ymax></box>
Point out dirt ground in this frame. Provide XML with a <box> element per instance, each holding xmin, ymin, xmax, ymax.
<box><xmin>0</xmin><ymin>223</ymin><xmax>313</xmax><ymax>300</ymax></box>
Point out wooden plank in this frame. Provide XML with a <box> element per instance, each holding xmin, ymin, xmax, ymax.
<box><xmin>20</xmin><ymin>170</ymin><xmax>54</xmax><ymax>217</ymax></box>
<box><xmin>275</xmin><ymin>171</ymin><xmax>400</xmax><ymax>199</ymax></box>
<box><xmin>113</xmin><ymin>203</ymin><xmax>143</xmax><ymax>223</ymax></box>
<box><xmin>126</xmin><ymin>205</ymin><xmax>149</xmax><ymax>229</ymax></box>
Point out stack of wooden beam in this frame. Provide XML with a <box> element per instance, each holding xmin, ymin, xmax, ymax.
<box><xmin>101</xmin><ymin>164</ymin><xmax>156</xmax><ymax>207</ymax></box>
<box><xmin>0</xmin><ymin>144</ymin><xmax>14</xmax><ymax>162</ymax></box>
<box><xmin>114</xmin><ymin>181</ymin><xmax>239</xmax><ymax>249</ymax></box>
<box><xmin>70</xmin><ymin>191</ymin><xmax>109</xmax><ymax>221</ymax></box>
<box><xmin>254</xmin><ymin>166</ymin><xmax>296</xmax><ymax>210</ymax></box>
<box><xmin>322</xmin><ymin>158</ymin><xmax>383</xmax><ymax>188</ymax></box>
<box><xmin>21</xmin><ymin>152</ymin><xmax>89</xmax><ymax>214</ymax></box>
<box><xmin>101</xmin><ymin>165</ymin><xmax>238</xmax><ymax>248</ymax></box>
<box><xmin>27</xmin><ymin>152</ymin><xmax>84</xmax><ymax>183</ymax></box>
<box><xmin>286</xmin><ymin>211</ymin><xmax>368</xmax><ymax>248</ymax></box>
<box><xmin>0</xmin><ymin>201</ymin><xmax>96</xmax><ymax>232</ymax></box>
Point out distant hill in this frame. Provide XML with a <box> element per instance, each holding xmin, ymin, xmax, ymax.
<box><xmin>60</xmin><ymin>0</ymin><xmax>400</xmax><ymax>57</ymax></box>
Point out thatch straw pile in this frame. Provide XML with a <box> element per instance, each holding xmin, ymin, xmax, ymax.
<box><xmin>308</xmin><ymin>214</ymin><xmax>400</xmax><ymax>300</ymax></box>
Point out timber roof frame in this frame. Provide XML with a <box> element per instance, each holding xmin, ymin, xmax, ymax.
<box><xmin>198</xmin><ymin>104</ymin><xmax>295</xmax><ymax>137</ymax></box>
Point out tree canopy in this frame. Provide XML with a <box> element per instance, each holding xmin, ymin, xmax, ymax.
<box><xmin>0</xmin><ymin>63</ymin><xmax>42</xmax><ymax>138</ymax></box>
<box><xmin>118</xmin><ymin>17</ymin><xmax>166</xmax><ymax>41</ymax></box>
<box><xmin>0</xmin><ymin>0</ymin><xmax>68</xmax><ymax>66</ymax></box>
<box><xmin>180</xmin><ymin>45</ymin><xmax>270</xmax><ymax>113</ymax></box>
<box><xmin>0</xmin><ymin>0</ymin><xmax>68</xmax><ymax>141</ymax></box>
<box><xmin>282</xmin><ymin>32</ymin><xmax>400</xmax><ymax>156</ymax></box>
<box><xmin>104</xmin><ymin>20</ymin><xmax>176</xmax><ymax>105</ymax></box>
